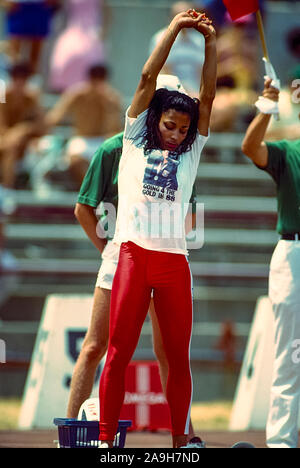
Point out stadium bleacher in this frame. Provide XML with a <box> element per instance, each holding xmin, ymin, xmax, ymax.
<box><xmin>2</xmin><ymin>0</ymin><xmax>298</xmax><ymax>400</ymax></box>
<box><xmin>0</xmin><ymin>134</ymin><xmax>277</xmax><ymax>388</ymax></box>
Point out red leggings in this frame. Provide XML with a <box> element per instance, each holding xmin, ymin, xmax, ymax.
<box><xmin>99</xmin><ymin>241</ymin><xmax>193</xmax><ymax>441</ymax></box>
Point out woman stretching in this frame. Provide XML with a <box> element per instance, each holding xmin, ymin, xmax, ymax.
<box><xmin>99</xmin><ymin>9</ymin><xmax>217</xmax><ymax>449</ymax></box>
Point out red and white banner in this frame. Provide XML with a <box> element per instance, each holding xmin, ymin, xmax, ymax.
<box><xmin>222</xmin><ymin>0</ymin><xmax>259</xmax><ymax>21</ymax></box>
<box><xmin>120</xmin><ymin>361</ymin><xmax>172</xmax><ymax>431</ymax></box>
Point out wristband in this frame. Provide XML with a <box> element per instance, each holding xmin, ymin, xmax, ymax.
<box><xmin>255</xmin><ymin>96</ymin><xmax>279</xmax><ymax>115</ymax></box>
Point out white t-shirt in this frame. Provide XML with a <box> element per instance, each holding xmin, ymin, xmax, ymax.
<box><xmin>113</xmin><ymin>108</ymin><xmax>208</xmax><ymax>255</ymax></box>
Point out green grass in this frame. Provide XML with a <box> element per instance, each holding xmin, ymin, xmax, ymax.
<box><xmin>0</xmin><ymin>398</ymin><xmax>232</xmax><ymax>431</ymax></box>
<box><xmin>0</xmin><ymin>398</ymin><xmax>22</xmax><ymax>430</ymax></box>
<box><xmin>191</xmin><ymin>400</ymin><xmax>233</xmax><ymax>430</ymax></box>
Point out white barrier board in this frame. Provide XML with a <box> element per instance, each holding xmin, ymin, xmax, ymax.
<box><xmin>230</xmin><ymin>296</ymin><xmax>300</xmax><ymax>430</ymax></box>
<box><xmin>18</xmin><ymin>294</ymin><xmax>103</xmax><ymax>428</ymax></box>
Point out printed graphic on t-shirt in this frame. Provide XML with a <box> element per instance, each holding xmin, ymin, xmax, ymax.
<box><xmin>143</xmin><ymin>150</ymin><xmax>179</xmax><ymax>202</ymax></box>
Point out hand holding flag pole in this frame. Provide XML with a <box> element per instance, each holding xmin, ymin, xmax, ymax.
<box><xmin>222</xmin><ymin>1</ymin><xmax>280</xmax><ymax>120</ymax></box>
<box><xmin>255</xmin><ymin>10</ymin><xmax>280</xmax><ymax>120</ymax></box>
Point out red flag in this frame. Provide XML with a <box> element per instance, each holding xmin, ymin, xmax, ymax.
<box><xmin>222</xmin><ymin>0</ymin><xmax>259</xmax><ymax>21</ymax></box>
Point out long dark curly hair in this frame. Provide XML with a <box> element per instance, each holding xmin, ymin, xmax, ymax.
<box><xmin>140</xmin><ymin>88</ymin><xmax>200</xmax><ymax>156</ymax></box>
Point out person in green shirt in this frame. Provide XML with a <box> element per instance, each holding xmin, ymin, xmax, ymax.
<box><xmin>242</xmin><ymin>77</ymin><xmax>300</xmax><ymax>448</ymax></box>
<box><xmin>67</xmin><ymin>128</ymin><xmax>201</xmax><ymax>445</ymax></box>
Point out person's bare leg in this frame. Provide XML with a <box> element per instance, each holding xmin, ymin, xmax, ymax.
<box><xmin>1</xmin><ymin>123</ymin><xmax>41</xmax><ymax>188</ymax></box>
<box><xmin>29</xmin><ymin>38</ymin><xmax>43</xmax><ymax>74</ymax></box>
<box><xmin>66</xmin><ymin>287</ymin><xmax>111</xmax><ymax>418</ymax></box>
<box><xmin>172</xmin><ymin>434</ymin><xmax>189</xmax><ymax>448</ymax></box>
<box><xmin>8</xmin><ymin>37</ymin><xmax>22</xmax><ymax>63</ymax></box>
<box><xmin>68</xmin><ymin>154</ymin><xmax>89</xmax><ymax>189</ymax></box>
<box><xmin>1</xmin><ymin>148</ymin><xmax>19</xmax><ymax>188</ymax></box>
<box><xmin>149</xmin><ymin>299</ymin><xmax>197</xmax><ymax>441</ymax></box>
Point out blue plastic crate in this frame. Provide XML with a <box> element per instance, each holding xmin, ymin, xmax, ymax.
<box><xmin>53</xmin><ymin>418</ymin><xmax>132</xmax><ymax>448</ymax></box>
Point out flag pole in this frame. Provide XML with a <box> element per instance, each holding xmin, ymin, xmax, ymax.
<box><xmin>255</xmin><ymin>9</ymin><xmax>280</xmax><ymax>120</ymax></box>
<box><xmin>255</xmin><ymin>10</ymin><xmax>269</xmax><ymax>61</ymax></box>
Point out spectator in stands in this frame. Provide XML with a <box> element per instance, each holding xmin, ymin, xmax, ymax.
<box><xmin>1</xmin><ymin>0</ymin><xmax>60</xmax><ymax>75</ymax></box>
<box><xmin>210</xmin><ymin>75</ymin><xmax>256</xmax><ymax>132</ymax></box>
<box><xmin>45</xmin><ymin>63</ymin><xmax>123</xmax><ymax>189</ymax></box>
<box><xmin>48</xmin><ymin>0</ymin><xmax>109</xmax><ymax>93</ymax></box>
<box><xmin>215</xmin><ymin>320</ymin><xmax>236</xmax><ymax>366</ymax></box>
<box><xmin>286</xmin><ymin>27</ymin><xmax>300</xmax><ymax>62</ymax></box>
<box><xmin>149</xmin><ymin>2</ymin><xmax>206</xmax><ymax>97</ymax></box>
<box><xmin>98</xmin><ymin>9</ymin><xmax>216</xmax><ymax>449</ymax></box>
<box><xmin>0</xmin><ymin>62</ymin><xmax>45</xmax><ymax>189</ymax></box>
<box><xmin>216</xmin><ymin>15</ymin><xmax>259</xmax><ymax>92</ymax></box>
<box><xmin>242</xmin><ymin>77</ymin><xmax>300</xmax><ymax>448</ymax></box>
<box><xmin>194</xmin><ymin>0</ymin><xmax>227</xmax><ymax>28</ymax></box>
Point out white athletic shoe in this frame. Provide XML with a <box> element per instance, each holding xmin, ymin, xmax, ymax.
<box><xmin>98</xmin><ymin>442</ymin><xmax>110</xmax><ymax>448</ymax></box>
<box><xmin>180</xmin><ymin>437</ymin><xmax>206</xmax><ymax>448</ymax></box>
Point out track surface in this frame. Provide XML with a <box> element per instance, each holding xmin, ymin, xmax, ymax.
<box><xmin>0</xmin><ymin>429</ymin><xmax>269</xmax><ymax>448</ymax></box>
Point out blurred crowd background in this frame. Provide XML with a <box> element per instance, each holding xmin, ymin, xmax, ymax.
<box><xmin>0</xmin><ymin>0</ymin><xmax>299</xmax><ymax>402</ymax></box>
<box><xmin>0</xmin><ymin>0</ymin><xmax>298</xmax><ymax>194</ymax></box>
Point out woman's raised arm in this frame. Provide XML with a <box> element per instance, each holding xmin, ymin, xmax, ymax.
<box><xmin>195</xmin><ymin>17</ymin><xmax>217</xmax><ymax>136</ymax></box>
<box><xmin>128</xmin><ymin>11</ymin><xmax>201</xmax><ymax>119</ymax></box>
